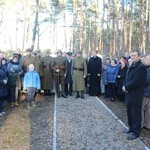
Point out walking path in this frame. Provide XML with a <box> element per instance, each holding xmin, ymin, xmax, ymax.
<box><xmin>55</xmin><ymin>95</ymin><xmax>149</xmax><ymax>150</ymax></box>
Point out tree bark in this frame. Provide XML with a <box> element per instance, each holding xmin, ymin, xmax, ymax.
<box><xmin>31</xmin><ymin>0</ymin><xmax>39</xmax><ymax>51</ymax></box>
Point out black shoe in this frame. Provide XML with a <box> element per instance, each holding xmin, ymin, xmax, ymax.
<box><xmin>80</xmin><ymin>94</ymin><xmax>84</xmax><ymax>99</ymax></box>
<box><xmin>143</xmin><ymin>126</ymin><xmax>150</xmax><ymax>130</ymax></box>
<box><xmin>127</xmin><ymin>133</ymin><xmax>139</xmax><ymax>140</ymax></box>
<box><xmin>69</xmin><ymin>93</ymin><xmax>72</xmax><ymax>96</ymax></box>
<box><xmin>123</xmin><ymin>128</ymin><xmax>132</xmax><ymax>133</ymax></box>
<box><xmin>62</xmin><ymin>95</ymin><xmax>67</xmax><ymax>98</ymax></box>
<box><xmin>75</xmin><ymin>94</ymin><xmax>80</xmax><ymax>98</ymax></box>
<box><xmin>111</xmin><ymin>98</ymin><xmax>115</xmax><ymax>102</ymax></box>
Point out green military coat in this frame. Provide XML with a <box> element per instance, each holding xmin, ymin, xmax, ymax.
<box><xmin>52</xmin><ymin>56</ymin><xmax>67</xmax><ymax>76</ymax></box>
<box><xmin>42</xmin><ymin>56</ymin><xmax>54</xmax><ymax>90</ymax></box>
<box><xmin>73</xmin><ymin>56</ymin><xmax>87</xmax><ymax>91</ymax></box>
<box><xmin>34</xmin><ymin>56</ymin><xmax>43</xmax><ymax>77</ymax></box>
<box><xmin>21</xmin><ymin>55</ymin><xmax>36</xmax><ymax>73</ymax></box>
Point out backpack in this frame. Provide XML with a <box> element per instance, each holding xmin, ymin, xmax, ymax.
<box><xmin>8</xmin><ymin>72</ymin><xmax>20</xmax><ymax>87</ymax></box>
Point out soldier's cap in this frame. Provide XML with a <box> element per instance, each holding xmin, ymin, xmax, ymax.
<box><xmin>34</xmin><ymin>50</ymin><xmax>40</xmax><ymax>55</ymax></box>
<box><xmin>67</xmin><ymin>52</ymin><xmax>72</xmax><ymax>56</ymax></box>
<box><xmin>57</xmin><ymin>50</ymin><xmax>62</xmax><ymax>54</ymax></box>
<box><xmin>72</xmin><ymin>53</ymin><xmax>76</xmax><ymax>57</ymax></box>
<box><xmin>76</xmin><ymin>50</ymin><xmax>82</xmax><ymax>54</ymax></box>
<box><xmin>45</xmin><ymin>49</ymin><xmax>51</xmax><ymax>54</ymax></box>
<box><xmin>26</xmin><ymin>48</ymin><xmax>32</xmax><ymax>52</ymax></box>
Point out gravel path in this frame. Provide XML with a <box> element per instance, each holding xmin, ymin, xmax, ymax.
<box><xmin>56</xmin><ymin>95</ymin><xmax>149</xmax><ymax>150</ymax></box>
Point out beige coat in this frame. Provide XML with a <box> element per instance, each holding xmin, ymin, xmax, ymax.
<box><xmin>73</xmin><ymin>56</ymin><xmax>87</xmax><ymax>91</ymax></box>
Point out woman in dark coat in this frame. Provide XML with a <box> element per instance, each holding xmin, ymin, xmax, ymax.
<box><xmin>105</xmin><ymin>59</ymin><xmax>119</xmax><ymax>101</ymax></box>
<box><xmin>88</xmin><ymin>50</ymin><xmax>102</xmax><ymax>96</ymax></box>
<box><xmin>7</xmin><ymin>55</ymin><xmax>23</xmax><ymax>75</ymax></box>
<box><xmin>117</xmin><ymin>59</ymin><xmax>128</xmax><ymax>102</ymax></box>
<box><xmin>0</xmin><ymin>64</ymin><xmax>8</xmax><ymax>117</ymax></box>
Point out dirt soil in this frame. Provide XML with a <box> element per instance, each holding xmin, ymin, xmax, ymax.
<box><xmin>0</xmin><ymin>94</ymin><xmax>54</xmax><ymax>150</ymax></box>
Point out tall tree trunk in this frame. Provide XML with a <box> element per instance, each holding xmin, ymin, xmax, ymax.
<box><xmin>124</xmin><ymin>1</ymin><xmax>128</xmax><ymax>52</ymax></box>
<box><xmin>31</xmin><ymin>0</ymin><xmax>39</xmax><ymax>51</ymax></box>
<box><xmin>79</xmin><ymin>0</ymin><xmax>84</xmax><ymax>51</ymax></box>
<box><xmin>116</xmin><ymin>0</ymin><xmax>120</xmax><ymax>56</ymax></box>
<box><xmin>63</xmin><ymin>11</ymin><xmax>67</xmax><ymax>50</ymax></box>
<box><xmin>121</xmin><ymin>0</ymin><xmax>125</xmax><ymax>54</ymax></box>
<box><xmin>141</xmin><ymin>0</ymin><xmax>146</xmax><ymax>54</ymax></box>
<box><xmin>128</xmin><ymin>0</ymin><xmax>133</xmax><ymax>52</ymax></box>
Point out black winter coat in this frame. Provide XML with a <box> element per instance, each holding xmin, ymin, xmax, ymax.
<box><xmin>0</xmin><ymin>68</ymin><xmax>8</xmax><ymax>97</ymax></box>
<box><xmin>125</xmin><ymin>60</ymin><xmax>147</xmax><ymax>106</ymax></box>
<box><xmin>117</xmin><ymin>65</ymin><xmax>128</xmax><ymax>95</ymax></box>
<box><xmin>144</xmin><ymin>66</ymin><xmax>150</xmax><ymax>98</ymax></box>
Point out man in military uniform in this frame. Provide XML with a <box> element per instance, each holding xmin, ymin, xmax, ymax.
<box><xmin>73</xmin><ymin>51</ymin><xmax>87</xmax><ymax>99</ymax></box>
<box><xmin>34</xmin><ymin>50</ymin><xmax>43</xmax><ymax>77</ymax></box>
<box><xmin>52</xmin><ymin>50</ymin><xmax>67</xmax><ymax>98</ymax></box>
<box><xmin>42</xmin><ymin>50</ymin><xmax>54</xmax><ymax>95</ymax></box>
<box><xmin>21</xmin><ymin>48</ymin><xmax>36</xmax><ymax>73</ymax></box>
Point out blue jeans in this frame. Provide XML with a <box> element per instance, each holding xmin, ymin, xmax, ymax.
<box><xmin>27</xmin><ymin>87</ymin><xmax>36</xmax><ymax>104</ymax></box>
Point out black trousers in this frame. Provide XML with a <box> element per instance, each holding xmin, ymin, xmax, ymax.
<box><xmin>65</xmin><ymin>83</ymin><xmax>72</xmax><ymax>95</ymax></box>
<box><xmin>108</xmin><ymin>83</ymin><xmax>116</xmax><ymax>99</ymax></box>
<box><xmin>127</xmin><ymin>105</ymin><xmax>142</xmax><ymax>136</ymax></box>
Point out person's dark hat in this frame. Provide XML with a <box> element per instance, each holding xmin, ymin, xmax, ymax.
<box><xmin>76</xmin><ymin>50</ymin><xmax>82</xmax><ymax>54</ymax></box>
<box><xmin>26</xmin><ymin>48</ymin><xmax>32</xmax><ymax>52</ymax></box>
<box><xmin>45</xmin><ymin>49</ymin><xmax>50</xmax><ymax>54</ymax></box>
<box><xmin>13</xmin><ymin>53</ymin><xmax>19</xmax><ymax>59</ymax></box>
<box><xmin>67</xmin><ymin>52</ymin><xmax>72</xmax><ymax>56</ymax></box>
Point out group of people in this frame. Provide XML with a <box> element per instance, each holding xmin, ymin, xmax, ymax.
<box><xmin>0</xmin><ymin>48</ymin><xmax>149</xmax><ymax>141</ymax></box>
<box><xmin>102</xmin><ymin>51</ymin><xmax>150</xmax><ymax>140</ymax></box>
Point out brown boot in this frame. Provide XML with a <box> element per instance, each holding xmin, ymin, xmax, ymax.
<box><xmin>14</xmin><ymin>102</ymin><xmax>19</xmax><ymax>107</ymax></box>
<box><xmin>11</xmin><ymin>102</ymin><xmax>15</xmax><ymax>107</ymax></box>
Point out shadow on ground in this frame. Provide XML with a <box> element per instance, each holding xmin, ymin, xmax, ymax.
<box><xmin>29</xmin><ymin>95</ymin><xmax>54</xmax><ymax>150</ymax></box>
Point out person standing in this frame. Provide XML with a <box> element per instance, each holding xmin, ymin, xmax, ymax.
<box><xmin>88</xmin><ymin>50</ymin><xmax>102</xmax><ymax>96</ymax></box>
<box><xmin>65</xmin><ymin>52</ymin><xmax>73</xmax><ymax>96</ymax></box>
<box><xmin>122</xmin><ymin>51</ymin><xmax>147</xmax><ymax>140</ymax></box>
<box><xmin>42</xmin><ymin>50</ymin><xmax>53</xmax><ymax>95</ymax></box>
<box><xmin>105</xmin><ymin>59</ymin><xmax>119</xmax><ymax>101</ymax></box>
<box><xmin>8</xmin><ymin>65</ymin><xmax>22</xmax><ymax>107</ymax></box>
<box><xmin>52</xmin><ymin>50</ymin><xmax>67</xmax><ymax>98</ymax></box>
<box><xmin>73</xmin><ymin>51</ymin><xmax>87</xmax><ymax>99</ymax></box>
<box><xmin>117</xmin><ymin>58</ymin><xmax>128</xmax><ymax>102</ymax></box>
<box><xmin>141</xmin><ymin>55</ymin><xmax>150</xmax><ymax>130</ymax></box>
<box><xmin>102</xmin><ymin>58</ymin><xmax>111</xmax><ymax>98</ymax></box>
<box><xmin>23</xmin><ymin>64</ymin><xmax>40</xmax><ymax>108</ymax></box>
<box><xmin>21</xmin><ymin>48</ymin><xmax>36</xmax><ymax>73</ymax></box>
<box><xmin>0</xmin><ymin>64</ymin><xmax>8</xmax><ymax>116</ymax></box>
